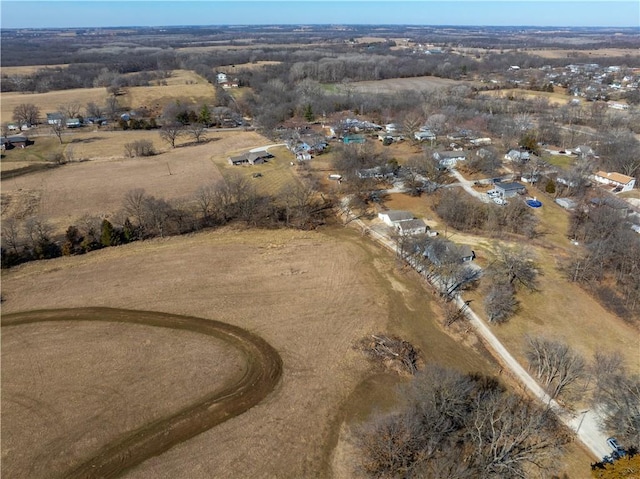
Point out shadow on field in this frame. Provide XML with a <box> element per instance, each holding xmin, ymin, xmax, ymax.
<box><xmin>2</xmin><ymin>308</ymin><xmax>283</xmax><ymax>479</ymax></box>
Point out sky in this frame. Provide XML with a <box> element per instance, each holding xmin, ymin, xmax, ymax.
<box><xmin>1</xmin><ymin>1</ymin><xmax>639</xmax><ymax>29</ymax></box>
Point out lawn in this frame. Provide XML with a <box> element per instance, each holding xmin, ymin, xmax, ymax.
<box><xmin>543</xmin><ymin>153</ymin><xmax>576</xmax><ymax>171</ymax></box>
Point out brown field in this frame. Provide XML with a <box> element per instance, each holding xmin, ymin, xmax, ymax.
<box><xmin>338</xmin><ymin>76</ymin><xmax>478</xmax><ymax>94</ymax></box>
<box><xmin>0</xmin><ymin>130</ymin><xmax>272</xmax><ymax>232</ymax></box>
<box><xmin>0</xmin><ymin>70</ymin><xmax>215</xmax><ymax>124</ymax></box>
<box><xmin>525</xmin><ymin>48</ymin><xmax>640</xmax><ymax>59</ymax></box>
<box><xmin>1</xmin><ymin>226</ymin><xmax>499</xmax><ymax>478</ymax></box>
<box><xmin>480</xmin><ymin>87</ymin><xmax>573</xmax><ymax>105</ymax></box>
<box><xmin>1</xmin><ymin>64</ymin><xmax>70</xmax><ymax>76</ymax></box>
<box><xmin>1</xmin><ymin>314</ymin><xmax>247</xmax><ymax>478</ymax></box>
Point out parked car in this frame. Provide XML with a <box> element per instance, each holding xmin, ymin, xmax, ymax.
<box><xmin>607</xmin><ymin>437</ymin><xmax>625</xmax><ymax>456</ymax></box>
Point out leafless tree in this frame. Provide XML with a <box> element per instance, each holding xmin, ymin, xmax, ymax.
<box><xmin>187</xmin><ymin>122</ymin><xmax>207</xmax><ymax>143</ymax></box>
<box><xmin>2</xmin><ymin>218</ymin><xmax>22</xmax><ymax>255</ymax></box>
<box><xmin>85</xmin><ymin>101</ymin><xmax>104</xmax><ymax>119</ymax></box>
<box><xmin>105</xmin><ymin>95</ymin><xmax>120</xmax><ymax>122</ymax></box>
<box><xmin>58</xmin><ymin>102</ymin><xmax>82</xmax><ymax>120</ymax></box>
<box><xmin>591</xmin><ymin>352</ymin><xmax>640</xmax><ymax>445</ymax></box>
<box><xmin>484</xmin><ymin>281</ymin><xmax>518</xmax><ymax>323</ymax></box>
<box><xmin>490</xmin><ymin>245</ymin><xmax>539</xmax><ymax>291</ymax></box>
<box><xmin>12</xmin><ymin>103</ymin><xmax>40</xmax><ymax>126</ymax></box>
<box><xmin>124</xmin><ymin>188</ymin><xmax>148</xmax><ymax>230</ymax></box>
<box><xmin>51</xmin><ymin>120</ymin><xmax>65</xmax><ymax>144</ymax></box>
<box><xmin>159</xmin><ymin>122</ymin><xmax>183</xmax><ymax>148</ymax></box>
<box><xmin>467</xmin><ymin>392</ymin><xmax>568</xmax><ymax>477</ymax></box>
<box><xmin>355</xmin><ymin>365</ymin><xmax>567</xmax><ymax>478</ymax></box>
<box><xmin>525</xmin><ymin>336</ymin><xmax>586</xmax><ymax>399</ymax></box>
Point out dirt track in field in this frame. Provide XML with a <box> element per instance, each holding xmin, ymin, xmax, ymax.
<box><xmin>2</xmin><ymin>308</ymin><xmax>283</xmax><ymax>479</ymax></box>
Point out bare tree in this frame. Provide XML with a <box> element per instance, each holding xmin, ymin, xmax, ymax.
<box><xmin>159</xmin><ymin>123</ymin><xmax>183</xmax><ymax>148</ymax></box>
<box><xmin>85</xmin><ymin>101</ymin><xmax>104</xmax><ymax>119</ymax></box>
<box><xmin>187</xmin><ymin>122</ymin><xmax>207</xmax><ymax>143</ymax></box>
<box><xmin>124</xmin><ymin>188</ymin><xmax>148</xmax><ymax>230</ymax></box>
<box><xmin>490</xmin><ymin>245</ymin><xmax>539</xmax><ymax>291</ymax></box>
<box><xmin>484</xmin><ymin>281</ymin><xmax>518</xmax><ymax>323</ymax></box>
<box><xmin>526</xmin><ymin>336</ymin><xmax>586</xmax><ymax>399</ymax></box>
<box><xmin>1</xmin><ymin>218</ymin><xmax>22</xmax><ymax>255</ymax></box>
<box><xmin>592</xmin><ymin>352</ymin><xmax>640</xmax><ymax>445</ymax></box>
<box><xmin>58</xmin><ymin>102</ymin><xmax>82</xmax><ymax>120</ymax></box>
<box><xmin>12</xmin><ymin>103</ymin><xmax>40</xmax><ymax>126</ymax></box>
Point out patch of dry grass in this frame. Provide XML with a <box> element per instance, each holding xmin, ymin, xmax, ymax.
<box><xmin>0</xmin><ymin>70</ymin><xmax>215</xmax><ymax>124</ymax></box>
<box><xmin>1</xmin><ymin>64</ymin><xmax>70</xmax><ymax>76</ymax></box>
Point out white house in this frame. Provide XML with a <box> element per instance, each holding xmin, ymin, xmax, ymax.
<box><xmin>395</xmin><ymin>219</ymin><xmax>428</xmax><ymax>236</ymax></box>
<box><xmin>469</xmin><ymin>137</ymin><xmax>492</xmax><ymax>147</ymax></box>
<box><xmin>414</xmin><ymin>130</ymin><xmax>436</xmax><ymax>142</ymax></box>
<box><xmin>216</xmin><ymin>72</ymin><xmax>228</xmax><ymax>84</ymax></box>
<box><xmin>433</xmin><ymin>151</ymin><xmax>467</xmax><ymax>168</ymax></box>
<box><xmin>593</xmin><ymin>171</ymin><xmax>636</xmax><ymax>193</ymax></box>
<box><xmin>378</xmin><ymin>210</ymin><xmax>414</xmax><ymax>227</ymax></box>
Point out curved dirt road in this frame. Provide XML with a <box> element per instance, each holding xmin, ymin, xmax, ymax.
<box><xmin>2</xmin><ymin>308</ymin><xmax>283</xmax><ymax>479</ymax></box>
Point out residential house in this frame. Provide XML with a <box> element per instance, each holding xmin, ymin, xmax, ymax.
<box><xmin>47</xmin><ymin>113</ymin><xmax>64</xmax><ymax>125</ymax></box>
<box><xmin>414</xmin><ymin>130</ymin><xmax>436</xmax><ymax>142</ymax></box>
<box><xmin>505</xmin><ymin>149</ymin><xmax>530</xmax><ymax>162</ymax></box>
<box><xmin>378</xmin><ymin>210</ymin><xmax>414</xmax><ymax>227</ymax></box>
<box><xmin>65</xmin><ymin>118</ymin><xmax>82</xmax><ymax>128</ymax></box>
<box><xmin>495</xmin><ymin>182</ymin><xmax>526</xmax><ymax>199</ymax></box>
<box><xmin>592</xmin><ymin>171</ymin><xmax>636</xmax><ymax>193</ymax></box>
<box><xmin>469</xmin><ymin>137</ymin><xmax>492</xmax><ymax>147</ymax></box>
<box><xmin>228</xmin><ymin>151</ymin><xmax>274</xmax><ymax>166</ymax></box>
<box><xmin>357</xmin><ymin>166</ymin><xmax>394</xmax><ymax>180</ymax></box>
<box><xmin>422</xmin><ymin>237</ymin><xmax>476</xmax><ymax>266</ymax></box>
<box><xmin>1</xmin><ymin>135</ymin><xmax>31</xmax><ymax>149</ymax></box>
<box><xmin>433</xmin><ymin>151</ymin><xmax>467</xmax><ymax>168</ymax></box>
<box><xmin>395</xmin><ymin>219</ymin><xmax>428</xmax><ymax>236</ymax></box>
<box><xmin>216</xmin><ymin>72</ymin><xmax>228</xmax><ymax>84</ymax></box>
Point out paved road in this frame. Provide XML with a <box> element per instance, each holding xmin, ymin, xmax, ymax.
<box><xmin>340</xmin><ymin>203</ymin><xmax>611</xmax><ymax>459</ymax></box>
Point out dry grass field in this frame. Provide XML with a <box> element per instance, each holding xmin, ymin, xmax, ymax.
<box><xmin>1</xmin><ymin>130</ymin><xmax>271</xmax><ymax>233</ymax></box>
<box><xmin>480</xmin><ymin>87</ymin><xmax>574</xmax><ymax>105</ymax></box>
<box><xmin>525</xmin><ymin>48</ymin><xmax>640</xmax><ymax>59</ymax></box>
<box><xmin>1</xmin><ymin>226</ymin><xmax>497</xmax><ymax>478</ymax></box>
<box><xmin>1</xmin><ymin>64</ymin><xmax>70</xmax><ymax>75</ymax></box>
<box><xmin>0</xmin><ymin>70</ymin><xmax>215</xmax><ymax>123</ymax></box>
<box><xmin>335</xmin><ymin>76</ymin><xmax>478</xmax><ymax>94</ymax></box>
<box><xmin>1</xmin><ymin>316</ymin><xmax>246</xmax><ymax>479</ymax></box>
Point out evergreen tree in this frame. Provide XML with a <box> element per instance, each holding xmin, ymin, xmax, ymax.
<box><xmin>100</xmin><ymin>219</ymin><xmax>115</xmax><ymax>247</ymax></box>
<box><xmin>303</xmin><ymin>104</ymin><xmax>314</xmax><ymax>122</ymax></box>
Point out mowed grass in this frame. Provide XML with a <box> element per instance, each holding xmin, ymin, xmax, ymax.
<box><xmin>0</xmin><ymin>70</ymin><xmax>215</xmax><ymax>124</ymax></box>
<box><xmin>216</xmin><ymin>145</ymin><xmax>300</xmax><ymax>196</ymax></box>
<box><xmin>543</xmin><ymin>153</ymin><xmax>576</xmax><ymax>171</ymax></box>
<box><xmin>0</xmin><ymin>136</ymin><xmax>64</xmax><ymax>165</ymax></box>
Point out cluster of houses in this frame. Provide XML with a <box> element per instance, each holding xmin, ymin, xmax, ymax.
<box><xmin>285</xmin><ymin>130</ymin><xmax>329</xmax><ymax>161</ymax></box>
<box><xmin>216</xmin><ymin>72</ymin><xmax>239</xmax><ymax>89</ymax></box>
<box><xmin>46</xmin><ymin>113</ymin><xmax>107</xmax><ymax>128</ymax></box>
<box><xmin>502</xmin><ymin>62</ymin><xmax>639</xmax><ymax>103</ymax></box>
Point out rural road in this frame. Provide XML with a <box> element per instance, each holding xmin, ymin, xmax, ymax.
<box><xmin>2</xmin><ymin>308</ymin><xmax>283</xmax><ymax>479</ymax></box>
<box><xmin>340</xmin><ymin>203</ymin><xmax>611</xmax><ymax>459</ymax></box>
<box><xmin>448</xmin><ymin>168</ymin><xmax>492</xmax><ymax>203</ymax></box>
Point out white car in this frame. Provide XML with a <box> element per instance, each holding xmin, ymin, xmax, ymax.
<box><xmin>493</xmin><ymin>197</ymin><xmax>507</xmax><ymax>205</ymax></box>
